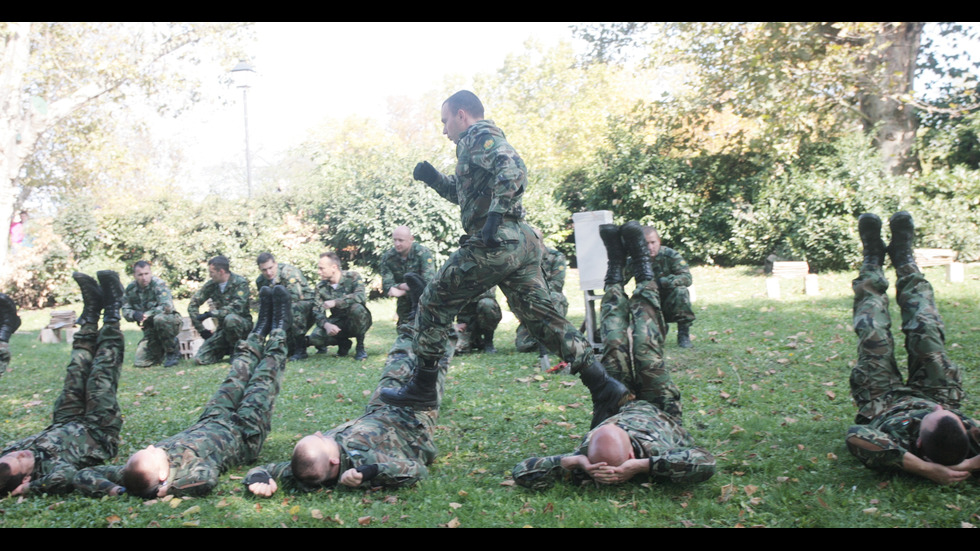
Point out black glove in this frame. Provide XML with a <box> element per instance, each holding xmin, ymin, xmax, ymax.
<box><xmin>480</xmin><ymin>212</ymin><xmax>502</xmax><ymax>248</ymax></box>
<box><xmin>413</xmin><ymin>161</ymin><xmax>439</xmax><ymax>185</ymax></box>
<box><xmin>133</xmin><ymin>311</ymin><xmax>144</xmax><ymax>323</ymax></box>
<box><xmin>195</xmin><ymin>312</ymin><xmax>212</xmax><ymax>322</ymax></box>
<box><xmin>243</xmin><ymin>470</ymin><xmax>272</xmax><ymax>486</ymax></box>
<box><xmin>199</xmin><ymin>329</ymin><xmax>213</xmax><ymax>340</ymax></box>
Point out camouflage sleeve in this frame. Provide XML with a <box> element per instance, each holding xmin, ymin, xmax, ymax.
<box><xmin>335</xmin><ymin>273</ymin><xmax>367</xmax><ymax>310</ymax></box>
<box><xmin>28</xmin><ymin>459</ymin><xmax>78</xmax><ymax>495</ymax></box>
<box><xmin>313</xmin><ymin>284</ymin><xmax>328</xmax><ymax>328</ymax></box>
<box><xmin>845</xmin><ymin>424</ymin><xmax>908</xmax><ymax>472</ymax></box>
<box><xmin>649</xmin><ymin>447</ymin><xmax>716</xmax><ymax>483</ymax></box>
<box><xmin>367</xmin><ymin>457</ymin><xmax>429</xmax><ymax>488</ymax></box>
<box><xmin>471</xmin><ymin>133</ymin><xmax>525</xmax><ymax>217</ymax></box>
<box><xmin>427</xmin><ymin>170</ymin><xmax>460</xmax><ymax>206</ymax></box>
<box><xmin>121</xmin><ymin>285</ymin><xmax>139</xmax><ymax>323</ymax></box>
<box><xmin>215</xmin><ymin>278</ymin><xmax>250</xmax><ymax>321</ymax></box>
<box><xmin>512</xmin><ymin>454</ymin><xmax>579</xmax><ymax>490</ymax></box>
<box><xmin>419</xmin><ymin>247</ymin><xmax>437</xmax><ymax>283</ymax></box>
<box><xmin>187</xmin><ymin>287</ymin><xmax>209</xmax><ymax>333</ymax></box>
<box><xmin>282</xmin><ymin>266</ymin><xmax>314</xmax><ymax>304</ymax></box>
<box><xmin>166</xmin><ymin>457</ymin><xmax>220</xmax><ymax>497</ymax></box>
<box><xmin>660</xmin><ymin>251</ymin><xmax>692</xmax><ymax>288</ymax></box>
<box><xmin>73</xmin><ymin>465</ymin><xmax>125</xmax><ymax>497</ymax></box>
<box><xmin>379</xmin><ymin>253</ymin><xmax>397</xmax><ymax>293</ymax></box>
<box><xmin>144</xmin><ymin>281</ymin><xmax>176</xmax><ymax>319</ymax></box>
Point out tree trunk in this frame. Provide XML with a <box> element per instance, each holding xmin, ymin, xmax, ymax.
<box><xmin>858</xmin><ymin>22</ymin><xmax>924</xmax><ymax>176</ymax></box>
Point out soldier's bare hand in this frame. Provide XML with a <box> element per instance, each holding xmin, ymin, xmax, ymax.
<box><xmin>323</xmin><ymin>322</ymin><xmax>340</xmax><ymax>336</ymax></box>
<box><xmin>339</xmin><ymin>468</ymin><xmax>363</xmax><ymax>487</ymax></box>
<box><xmin>248</xmin><ymin>479</ymin><xmax>278</xmax><ymax>497</ymax></box>
<box><xmin>10</xmin><ymin>475</ymin><xmax>30</xmax><ymax>496</ymax></box>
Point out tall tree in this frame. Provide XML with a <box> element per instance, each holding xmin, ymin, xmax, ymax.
<box><xmin>574</xmin><ymin>22</ymin><xmax>979</xmax><ymax>175</ymax></box>
<box><xmin>0</xmin><ymin>22</ymin><xmax>250</xmax><ymax>269</ymax></box>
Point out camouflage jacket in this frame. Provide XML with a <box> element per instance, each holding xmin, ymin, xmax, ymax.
<box><xmin>314</xmin><ymin>271</ymin><xmax>367</xmax><ymax>326</ymax></box>
<box><xmin>188</xmin><ymin>273</ymin><xmax>252</xmax><ymax>333</ymax></box>
<box><xmin>246</xmin><ymin>404</ymin><xmax>437</xmax><ymax>491</ymax></box>
<box><xmin>512</xmin><ymin>401</ymin><xmax>715</xmax><ymax>490</ymax></box>
<box><xmin>541</xmin><ymin>246</ymin><xmax>567</xmax><ymax>294</ymax></box>
<box><xmin>626</xmin><ymin>246</ymin><xmax>693</xmax><ymax>288</ymax></box>
<box><xmin>74</xmin><ymin>417</ymin><xmax>251</xmax><ymax>498</ymax></box>
<box><xmin>2</xmin><ymin>422</ymin><xmax>118</xmax><ymax>496</ymax></box>
<box><xmin>846</xmin><ymin>395</ymin><xmax>980</xmax><ymax>472</ymax></box>
<box><xmin>427</xmin><ymin>120</ymin><xmax>527</xmax><ymax>235</ymax></box>
<box><xmin>122</xmin><ymin>276</ymin><xmax>177</xmax><ymax>323</ymax></box>
<box><xmin>255</xmin><ymin>263</ymin><xmax>315</xmax><ymax>303</ymax></box>
<box><xmin>380</xmin><ymin>242</ymin><xmax>437</xmax><ymax>292</ymax></box>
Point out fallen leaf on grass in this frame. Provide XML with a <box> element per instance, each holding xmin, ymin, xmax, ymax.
<box><xmin>449</xmin><ymin>502</ymin><xmax>463</xmax><ymax>510</ymax></box>
<box><xmin>730</xmin><ymin>425</ymin><xmax>745</xmax><ymax>435</ymax></box>
<box><xmin>718</xmin><ymin>483</ymin><xmax>737</xmax><ymax>503</ymax></box>
<box><xmin>825</xmin><ymin>390</ymin><xmax>836</xmax><ymax>400</ymax></box>
<box><xmin>106</xmin><ymin>514</ymin><xmax>122</xmax><ymax>526</ymax></box>
<box><xmin>863</xmin><ymin>507</ymin><xmax>878</xmax><ymax>515</ymax></box>
<box><xmin>444</xmin><ymin>517</ymin><xmax>461</xmax><ymax>528</ymax></box>
<box><xmin>358</xmin><ymin>516</ymin><xmax>372</xmax><ymax>525</ymax></box>
<box><xmin>181</xmin><ymin>505</ymin><xmax>200</xmax><ymax>517</ymax></box>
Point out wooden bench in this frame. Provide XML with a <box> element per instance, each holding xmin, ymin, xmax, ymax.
<box><xmin>914</xmin><ymin>248</ymin><xmax>964</xmax><ymax>282</ymax></box>
<box><xmin>39</xmin><ymin>311</ymin><xmax>77</xmax><ymax>343</ymax></box>
<box><xmin>766</xmin><ymin>261</ymin><xmax>819</xmax><ymax>298</ymax></box>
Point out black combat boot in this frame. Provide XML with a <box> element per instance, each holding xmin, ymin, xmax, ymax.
<box><xmin>289</xmin><ymin>335</ymin><xmax>309</xmax><ymax>361</ymax></box>
<box><xmin>599</xmin><ymin>224</ymin><xmax>626</xmax><ymax>286</ymax></box>
<box><xmin>858</xmin><ymin>213</ymin><xmax>886</xmax><ymax>268</ymax></box>
<box><xmin>336</xmin><ymin>338</ymin><xmax>352</xmax><ymax>357</ymax></box>
<box><xmin>580</xmin><ymin>359</ymin><xmax>632</xmax><ymax>429</ymax></box>
<box><xmin>97</xmin><ymin>271</ymin><xmax>124</xmax><ymax>325</ymax></box>
<box><xmin>621</xmin><ymin>221</ymin><xmax>655</xmax><ymax>283</ymax></box>
<box><xmin>403</xmin><ymin>272</ymin><xmax>427</xmax><ymax>325</ymax></box>
<box><xmin>483</xmin><ymin>330</ymin><xmax>496</xmax><ymax>354</ymax></box>
<box><xmin>677</xmin><ymin>322</ymin><xmax>693</xmax><ymax>349</ymax></box>
<box><xmin>379</xmin><ymin>358</ymin><xmax>440</xmax><ymax>409</ymax></box>
<box><xmin>252</xmin><ymin>286</ymin><xmax>274</xmax><ymax>337</ymax></box>
<box><xmin>354</xmin><ymin>337</ymin><xmax>367</xmax><ymax>361</ymax></box>
<box><xmin>0</xmin><ymin>293</ymin><xmax>21</xmax><ymax>343</ymax></box>
<box><xmin>271</xmin><ymin>285</ymin><xmax>293</xmax><ymax>333</ymax></box>
<box><xmin>164</xmin><ymin>336</ymin><xmax>180</xmax><ymax>367</ymax></box>
<box><xmin>887</xmin><ymin>211</ymin><xmax>919</xmax><ymax>277</ymax></box>
<box><xmin>73</xmin><ymin>272</ymin><xmax>104</xmax><ymax>327</ymax></box>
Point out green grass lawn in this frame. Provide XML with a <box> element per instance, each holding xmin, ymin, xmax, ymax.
<box><xmin>3</xmin><ymin>264</ymin><xmax>980</xmax><ymax>527</ymax></box>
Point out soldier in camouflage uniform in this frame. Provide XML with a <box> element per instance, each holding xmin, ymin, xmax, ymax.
<box><xmin>597</xmin><ymin>222</ymin><xmax>683</xmax><ymax>420</ymax></box>
<box><xmin>625</xmin><ymin>226</ymin><xmax>695</xmax><ymax>348</ymax></box>
<box><xmin>188</xmin><ymin>255</ymin><xmax>253</xmax><ymax>366</ymax></box>
<box><xmin>845</xmin><ymin>212</ymin><xmax>980</xmax><ymax>485</ymax></box>
<box><xmin>0</xmin><ymin>293</ymin><xmax>21</xmax><ymax>378</ymax></box>
<box><xmin>381</xmin><ymin>90</ymin><xmax>629</xmax><ymax>429</ymax></box>
<box><xmin>380</xmin><ymin>226</ymin><xmax>437</xmax><ymax>326</ymax></box>
<box><xmin>73</xmin><ymin>286</ymin><xmax>292</xmax><ymax>498</ymax></box>
<box><xmin>455</xmin><ymin>286</ymin><xmax>501</xmax><ymax>354</ymax></box>
<box><xmin>245</xmin><ymin>273</ymin><xmax>453</xmax><ymax>495</ymax></box>
<box><xmin>0</xmin><ymin>271</ymin><xmax>124</xmax><ymax>496</ymax></box>
<box><xmin>255</xmin><ymin>252</ymin><xmax>316</xmax><ymax>361</ymax></box>
<box><xmin>512</xmin><ymin>400</ymin><xmax>715</xmax><ymax>489</ymax></box>
<box><xmin>515</xmin><ymin>245</ymin><xmax>568</xmax><ymax>353</ymax></box>
<box><xmin>308</xmin><ymin>251</ymin><xmax>372</xmax><ymax>361</ymax></box>
<box><xmin>123</xmin><ymin>261</ymin><xmax>183</xmax><ymax>368</ymax></box>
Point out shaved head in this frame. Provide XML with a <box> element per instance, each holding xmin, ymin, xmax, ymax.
<box><xmin>587</xmin><ymin>424</ymin><xmax>633</xmax><ymax>467</ymax></box>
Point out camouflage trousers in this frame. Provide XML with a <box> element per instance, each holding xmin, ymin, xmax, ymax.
<box><xmin>416</xmin><ymin>220</ymin><xmax>596</xmax><ymax>373</ymax></box>
<box><xmin>307</xmin><ymin>303</ymin><xmax>373</xmax><ymax>349</ymax></box>
<box><xmin>366</xmin><ymin>322</ymin><xmax>453</xmax><ymax>423</ymax></box>
<box><xmin>2</xmin><ymin>323</ymin><xmax>124</xmax><ymax>469</ymax></box>
<box><xmin>194</xmin><ymin>313</ymin><xmax>253</xmax><ymax>366</ymax></box>
<box><xmin>660</xmin><ymin>285</ymin><xmax>695</xmax><ymax>326</ymax></box>
<box><xmin>288</xmin><ymin>299</ymin><xmax>315</xmax><ymax>352</ymax></box>
<box><xmin>600</xmin><ymin>281</ymin><xmax>682</xmax><ymax>420</ymax></box>
<box><xmin>456</xmin><ymin>296</ymin><xmax>501</xmax><ymax>353</ymax></box>
<box><xmin>395</xmin><ymin>295</ymin><xmax>415</xmax><ymax>328</ymax></box>
<box><xmin>197</xmin><ymin>329</ymin><xmax>287</xmax><ymax>464</ymax></box>
<box><xmin>850</xmin><ymin>266</ymin><xmax>963</xmax><ymax>424</ymax></box>
<box><xmin>515</xmin><ymin>291</ymin><xmax>568</xmax><ymax>353</ymax></box>
<box><xmin>133</xmin><ymin>312</ymin><xmax>182</xmax><ymax>367</ymax></box>
<box><xmin>0</xmin><ymin>342</ymin><xmax>8</xmax><ymax>378</ymax></box>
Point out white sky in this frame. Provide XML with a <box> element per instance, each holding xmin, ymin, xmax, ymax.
<box><xmin>170</xmin><ymin>22</ymin><xmax>581</xmax><ymax>189</ymax></box>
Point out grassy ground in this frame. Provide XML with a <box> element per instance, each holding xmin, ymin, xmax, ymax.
<box><xmin>2</xmin><ymin>264</ymin><xmax>980</xmax><ymax>527</ymax></box>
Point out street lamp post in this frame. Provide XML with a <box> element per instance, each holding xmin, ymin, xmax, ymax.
<box><xmin>230</xmin><ymin>60</ymin><xmax>256</xmax><ymax>199</ymax></box>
